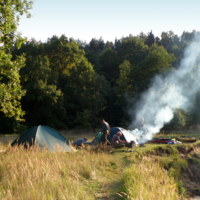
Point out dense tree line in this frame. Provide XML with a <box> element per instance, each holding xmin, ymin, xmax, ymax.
<box><xmin>1</xmin><ymin>1</ymin><xmax>200</xmax><ymax>133</ymax></box>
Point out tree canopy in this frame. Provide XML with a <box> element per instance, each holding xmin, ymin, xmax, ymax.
<box><xmin>0</xmin><ymin>0</ymin><xmax>33</xmax><ymax>121</ymax></box>
<box><xmin>1</xmin><ymin>2</ymin><xmax>200</xmax><ymax>132</ymax></box>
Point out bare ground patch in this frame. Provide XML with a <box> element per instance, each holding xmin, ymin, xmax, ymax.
<box><xmin>0</xmin><ymin>135</ymin><xmax>17</xmax><ymax>145</ymax></box>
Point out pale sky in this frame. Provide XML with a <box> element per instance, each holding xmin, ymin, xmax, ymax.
<box><xmin>18</xmin><ymin>0</ymin><xmax>200</xmax><ymax>43</ymax></box>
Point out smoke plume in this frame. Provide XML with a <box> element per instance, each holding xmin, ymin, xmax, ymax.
<box><xmin>129</xmin><ymin>35</ymin><xmax>200</xmax><ymax>144</ymax></box>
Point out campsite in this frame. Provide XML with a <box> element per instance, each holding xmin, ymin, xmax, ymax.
<box><xmin>1</xmin><ymin>1</ymin><xmax>200</xmax><ymax>200</ymax></box>
<box><xmin>0</xmin><ymin>127</ymin><xmax>200</xmax><ymax>200</ymax></box>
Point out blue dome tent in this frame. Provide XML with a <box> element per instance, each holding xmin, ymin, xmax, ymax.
<box><xmin>99</xmin><ymin>127</ymin><xmax>138</xmax><ymax>146</ymax></box>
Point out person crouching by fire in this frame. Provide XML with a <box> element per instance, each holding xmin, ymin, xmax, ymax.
<box><xmin>111</xmin><ymin>131</ymin><xmax>128</xmax><ymax>148</ymax></box>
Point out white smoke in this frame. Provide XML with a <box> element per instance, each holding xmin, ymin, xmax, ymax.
<box><xmin>129</xmin><ymin>35</ymin><xmax>200</xmax><ymax>144</ymax></box>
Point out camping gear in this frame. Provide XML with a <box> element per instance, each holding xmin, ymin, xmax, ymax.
<box><xmin>11</xmin><ymin>125</ymin><xmax>76</xmax><ymax>152</ymax></box>
<box><xmin>126</xmin><ymin>141</ymin><xmax>136</xmax><ymax>151</ymax></box>
<box><xmin>167</xmin><ymin>139</ymin><xmax>182</xmax><ymax>144</ymax></box>
<box><xmin>84</xmin><ymin>132</ymin><xmax>103</xmax><ymax>146</ymax></box>
<box><xmin>147</xmin><ymin>138</ymin><xmax>172</xmax><ymax>144</ymax></box>
<box><xmin>96</xmin><ymin>132</ymin><xmax>103</xmax><ymax>142</ymax></box>
<box><xmin>177</xmin><ymin>136</ymin><xmax>197</xmax><ymax>142</ymax></box>
<box><xmin>94</xmin><ymin>132</ymin><xmax>103</xmax><ymax>144</ymax></box>
<box><xmin>99</xmin><ymin>127</ymin><xmax>139</xmax><ymax>146</ymax></box>
<box><xmin>171</xmin><ymin>138</ymin><xmax>176</xmax><ymax>144</ymax></box>
<box><xmin>127</xmin><ymin>141</ymin><xmax>136</xmax><ymax>148</ymax></box>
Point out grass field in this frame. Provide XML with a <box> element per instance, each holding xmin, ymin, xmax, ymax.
<box><xmin>0</xmin><ymin>129</ymin><xmax>200</xmax><ymax>199</ymax></box>
<box><xmin>155</xmin><ymin>129</ymin><xmax>200</xmax><ymax>140</ymax></box>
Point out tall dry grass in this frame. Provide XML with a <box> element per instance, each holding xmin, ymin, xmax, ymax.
<box><xmin>118</xmin><ymin>157</ymin><xmax>181</xmax><ymax>200</ymax></box>
<box><xmin>0</xmin><ymin>139</ymin><xmax>183</xmax><ymax>200</ymax></box>
<box><xmin>0</xmin><ymin>143</ymin><xmax>115</xmax><ymax>200</ymax></box>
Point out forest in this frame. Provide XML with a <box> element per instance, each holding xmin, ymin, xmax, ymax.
<box><xmin>1</xmin><ymin>1</ymin><xmax>200</xmax><ymax>134</ymax></box>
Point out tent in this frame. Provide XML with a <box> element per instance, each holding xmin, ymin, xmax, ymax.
<box><xmin>11</xmin><ymin>125</ymin><xmax>76</xmax><ymax>152</ymax></box>
<box><xmin>99</xmin><ymin>127</ymin><xmax>139</xmax><ymax>146</ymax></box>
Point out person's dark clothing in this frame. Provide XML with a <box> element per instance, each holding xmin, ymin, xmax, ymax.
<box><xmin>101</xmin><ymin>121</ymin><xmax>111</xmax><ymax>145</ymax></box>
<box><xmin>73</xmin><ymin>138</ymin><xmax>86</xmax><ymax>149</ymax></box>
<box><xmin>101</xmin><ymin>121</ymin><xmax>110</xmax><ymax>132</ymax></box>
<box><xmin>111</xmin><ymin>134</ymin><xmax>122</xmax><ymax>145</ymax></box>
<box><xmin>111</xmin><ymin>134</ymin><xmax>125</xmax><ymax>148</ymax></box>
<box><xmin>73</xmin><ymin>138</ymin><xmax>86</xmax><ymax>146</ymax></box>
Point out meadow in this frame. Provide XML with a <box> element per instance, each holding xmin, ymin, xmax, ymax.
<box><xmin>0</xmin><ymin>129</ymin><xmax>200</xmax><ymax>200</ymax></box>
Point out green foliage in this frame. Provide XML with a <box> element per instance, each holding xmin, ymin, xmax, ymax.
<box><xmin>13</xmin><ymin>122</ymin><xmax>27</xmax><ymax>134</ymax></box>
<box><xmin>0</xmin><ymin>111</ymin><xmax>16</xmax><ymax>133</ymax></box>
<box><xmin>117</xmin><ymin>36</ymin><xmax>148</xmax><ymax>65</ymax></box>
<box><xmin>145</xmin><ymin>30</ymin><xmax>155</xmax><ymax>46</ymax></box>
<box><xmin>114</xmin><ymin>41</ymin><xmax>175</xmax><ymax>125</ymax></box>
<box><xmin>0</xmin><ymin>51</ymin><xmax>26</xmax><ymax>120</ymax></box>
<box><xmin>2</xmin><ymin>28</ymin><xmax>200</xmax><ymax>131</ymax></box>
<box><xmin>99</xmin><ymin>48</ymin><xmax>119</xmax><ymax>84</ymax></box>
<box><xmin>187</xmin><ymin>157</ymin><xmax>200</xmax><ymax>168</ymax></box>
<box><xmin>194</xmin><ymin>188</ymin><xmax>200</xmax><ymax>196</ymax></box>
<box><xmin>168</xmin><ymin>158</ymin><xmax>188</xmax><ymax>179</ymax></box>
<box><xmin>12</xmin><ymin>35</ymin><xmax>109</xmax><ymax>129</ymax></box>
<box><xmin>16</xmin><ymin>51</ymin><xmax>66</xmax><ymax>129</ymax></box>
<box><xmin>181</xmin><ymin>30</ymin><xmax>196</xmax><ymax>43</ymax></box>
<box><xmin>165</xmin><ymin>109</ymin><xmax>193</xmax><ymax>130</ymax></box>
<box><xmin>0</xmin><ymin>0</ymin><xmax>33</xmax><ymax>50</ymax></box>
<box><xmin>74</xmin><ymin>109</ymin><xmax>93</xmax><ymax>129</ymax></box>
<box><xmin>176</xmin><ymin>181</ymin><xmax>186</xmax><ymax>198</ymax></box>
<box><xmin>0</xmin><ymin>0</ymin><xmax>33</xmax><ymax>121</ymax></box>
<box><xmin>23</xmin><ymin>80</ymin><xmax>66</xmax><ymax>128</ymax></box>
<box><xmin>115</xmin><ymin>60</ymin><xmax>132</xmax><ymax>96</ymax></box>
<box><xmin>116</xmin><ymin>41</ymin><xmax>175</xmax><ymax>97</ymax></box>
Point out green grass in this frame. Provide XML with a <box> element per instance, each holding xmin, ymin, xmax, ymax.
<box><xmin>155</xmin><ymin>129</ymin><xmax>200</xmax><ymax>140</ymax></box>
<box><xmin>1</xmin><ymin>129</ymin><xmax>200</xmax><ymax>199</ymax></box>
<box><xmin>118</xmin><ymin>157</ymin><xmax>181</xmax><ymax>200</ymax></box>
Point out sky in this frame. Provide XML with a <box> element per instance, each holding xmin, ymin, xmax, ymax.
<box><xmin>18</xmin><ymin>0</ymin><xmax>200</xmax><ymax>43</ymax></box>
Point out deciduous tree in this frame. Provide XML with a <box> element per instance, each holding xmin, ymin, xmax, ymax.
<box><xmin>0</xmin><ymin>0</ymin><xmax>33</xmax><ymax>121</ymax></box>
